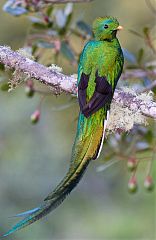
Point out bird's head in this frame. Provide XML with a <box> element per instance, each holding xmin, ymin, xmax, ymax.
<box><xmin>93</xmin><ymin>16</ymin><xmax>123</xmax><ymax>41</ymax></box>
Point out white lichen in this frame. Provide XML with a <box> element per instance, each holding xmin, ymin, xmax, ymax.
<box><xmin>70</xmin><ymin>73</ymin><xmax>78</xmax><ymax>80</ymax></box>
<box><xmin>107</xmin><ymin>87</ymin><xmax>151</xmax><ymax>134</ymax></box>
<box><xmin>8</xmin><ymin>70</ymin><xmax>25</xmax><ymax>92</ymax></box>
<box><xmin>121</xmin><ymin>87</ymin><xmax>137</xmax><ymax>95</ymax></box>
<box><xmin>136</xmin><ymin>90</ymin><xmax>153</xmax><ymax>102</ymax></box>
<box><xmin>8</xmin><ymin>48</ymin><xmax>36</xmax><ymax>92</ymax></box>
<box><xmin>107</xmin><ymin>101</ymin><xmax>148</xmax><ymax>134</ymax></box>
<box><xmin>48</xmin><ymin>64</ymin><xmax>63</xmax><ymax>73</ymax></box>
<box><xmin>17</xmin><ymin>47</ymin><xmax>35</xmax><ymax>60</ymax></box>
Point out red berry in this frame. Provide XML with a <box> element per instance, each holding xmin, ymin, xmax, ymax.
<box><xmin>128</xmin><ymin>176</ymin><xmax>138</xmax><ymax>193</ymax></box>
<box><xmin>144</xmin><ymin>176</ymin><xmax>154</xmax><ymax>191</ymax></box>
<box><xmin>25</xmin><ymin>80</ymin><xmax>34</xmax><ymax>97</ymax></box>
<box><xmin>44</xmin><ymin>16</ymin><xmax>49</xmax><ymax>23</ymax></box>
<box><xmin>127</xmin><ymin>157</ymin><xmax>137</xmax><ymax>171</ymax></box>
<box><xmin>31</xmin><ymin>110</ymin><xmax>40</xmax><ymax>124</ymax></box>
<box><xmin>25</xmin><ymin>86</ymin><xmax>34</xmax><ymax>97</ymax></box>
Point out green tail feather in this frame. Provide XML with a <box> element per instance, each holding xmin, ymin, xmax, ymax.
<box><xmin>3</xmin><ymin>112</ymin><xmax>104</xmax><ymax>237</ymax></box>
<box><xmin>3</xmin><ymin>160</ymin><xmax>90</xmax><ymax>237</ymax></box>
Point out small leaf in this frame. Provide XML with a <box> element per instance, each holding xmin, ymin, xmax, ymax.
<box><xmin>37</xmin><ymin>41</ymin><xmax>55</xmax><ymax>49</ymax></box>
<box><xmin>144</xmin><ymin>129</ymin><xmax>153</xmax><ymax>144</ymax></box>
<box><xmin>64</xmin><ymin>3</ymin><xmax>73</xmax><ymax>16</ymax></box>
<box><xmin>136</xmin><ymin>141</ymin><xmax>149</xmax><ymax>151</ymax></box>
<box><xmin>46</xmin><ymin>6</ymin><xmax>53</xmax><ymax>17</ymax></box>
<box><xmin>28</xmin><ymin>16</ymin><xmax>43</xmax><ymax>23</ymax></box>
<box><xmin>152</xmin><ymin>86</ymin><xmax>156</xmax><ymax>94</ymax></box>
<box><xmin>65</xmin><ymin>13</ymin><xmax>72</xmax><ymax>28</ymax></box>
<box><xmin>61</xmin><ymin>41</ymin><xmax>75</xmax><ymax>62</ymax></box>
<box><xmin>55</xmin><ymin>10</ymin><xmax>66</xmax><ymax>28</ymax></box>
<box><xmin>1</xmin><ymin>83</ymin><xmax>9</xmax><ymax>91</ymax></box>
<box><xmin>128</xmin><ymin>29</ymin><xmax>143</xmax><ymax>38</ymax></box>
<box><xmin>146</xmin><ymin>65</ymin><xmax>155</xmax><ymax>70</ymax></box>
<box><xmin>77</xmin><ymin>20</ymin><xmax>92</xmax><ymax>36</ymax></box>
<box><xmin>0</xmin><ymin>63</ymin><xmax>5</xmax><ymax>71</ymax></box>
<box><xmin>32</xmin><ymin>22</ymin><xmax>47</xmax><ymax>29</ymax></box>
<box><xmin>142</xmin><ymin>77</ymin><xmax>151</xmax><ymax>87</ymax></box>
<box><xmin>3</xmin><ymin>0</ymin><xmax>27</xmax><ymax>16</ymax></box>
<box><xmin>47</xmin><ymin>22</ymin><xmax>53</xmax><ymax>28</ymax></box>
<box><xmin>143</xmin><ymin>27</ymin><xmax>149</xmax><ymax>37</ymax></box>
<box><xmin>32</xmin><ymin>44</ymin><xmax>38</xmax><ymax>55</ymax></box>
<box><xmin>137</xmin><ymin>48</ymin><xmax>144</xmax><ymax>64</ymax></box>
<box><xmin>59</xmin><ymin>12</ymin><xmax>73</xmax><ymax>35</ymax></box>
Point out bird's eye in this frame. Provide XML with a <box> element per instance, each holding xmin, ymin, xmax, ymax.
<box><xmin>104</xmin><ymin>24</ymin><xmax>108</xmax><ymax>29</ymax></box>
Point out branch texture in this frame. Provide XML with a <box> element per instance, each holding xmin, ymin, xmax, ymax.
<box><xmin>0</xmin><ymin>45</ymin><xmax>156</xmax><ymax>120</ymax></box>
<box><xmin>44</xmin><ymin>0</ymin><xmax>93</xmax><ymax>3</ymax></box>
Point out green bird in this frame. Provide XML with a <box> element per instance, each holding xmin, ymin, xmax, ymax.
<box><xmin>3</xmin><ymin>16</ymin><xmax>124</xmax><ymax>237</ymax></box>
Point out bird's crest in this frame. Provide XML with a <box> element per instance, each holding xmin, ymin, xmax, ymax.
<box><xmin>92</xmin><ymin>16</ymin><xmax>120</xmax><ymax>41</ymax></box>
<box><xmin>93</xmin><ymin>16</ymin><xmax>119</xmax><ymax>29</ymax></box>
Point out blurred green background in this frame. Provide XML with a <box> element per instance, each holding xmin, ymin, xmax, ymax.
<box><xmin>0</xmin><ymin>0</ymin><xmax>155</xmax><ymax>239</ymax></box>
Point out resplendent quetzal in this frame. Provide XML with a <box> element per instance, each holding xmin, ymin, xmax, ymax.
<box><xmin>3</xmin><ymin>16</ymin><xmax>124</xmax><ymax>237</ymax></box>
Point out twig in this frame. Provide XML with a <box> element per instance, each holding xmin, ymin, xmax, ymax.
<box><xmin>144</xmin><ymin>29</ymin><xmax>156</xmax><ymax>55</ymax></box>
<box><xmin>121</xmin><ymin>69</ymin><xmax>156</xmax><ymax>80</ymax></box>
<box><xmin>145</xmin><ymin>0</ymin><xmax>156</xmax><ymax>15</ymax></box>
<box><xmin>0</xmin><ymin>45</ymin><xmax>156</xmax><ymax>119</ymax></box>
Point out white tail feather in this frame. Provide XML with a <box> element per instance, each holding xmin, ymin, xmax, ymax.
<box><xmin>96</xmin><ymin>111</ymin><xmax>109</xmax><ymax>159</ymax></box>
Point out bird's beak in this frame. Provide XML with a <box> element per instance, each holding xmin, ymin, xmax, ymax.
<box><xmin>116</xmin><ymin>25</ymin><xmax>123</xmax><ymax>31</ymax></box>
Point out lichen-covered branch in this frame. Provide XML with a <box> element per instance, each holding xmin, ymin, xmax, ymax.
<box><xmin>114</xmin><ymin>90</ymin><xmax>156</xmax><ymax>118</ymax></box>
<box><xmin>0</xmin><ymin>46</ymin><xmax>77</xmax><ymax>94</ymax></box>
<box><xmin>0</xmin><ymin>45</ymin><xmax>156</xmax><ymax>121</ymax></box>
<box><xmin>44</xmin><ymin>0</ymin><xmax>93</xmax><ymax>3</ymax></box>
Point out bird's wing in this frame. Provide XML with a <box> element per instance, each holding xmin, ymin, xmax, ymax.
<box><xmin>77</xmin><ymin>41</ymin><xmax>123</xmax><ymax>118</ymax></box>
<box><xmin>78</xmin><ymin>71</ymin><xmax>113</xmax><ymax>118</ymax></box>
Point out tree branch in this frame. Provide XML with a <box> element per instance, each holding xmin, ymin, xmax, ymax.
<box><xmin>0</xmin><ymin>45</ymin><xmax>156</xmax><ymax>119</ymax></box>
<box><xmin>44</xmin><ymin>0</ymin><xmax>93</xmax><ymax>3</ymax></box>
<box><xmin>114</xmin><ymin>90</ymin><xmax>156</xmax><ymax>119</ymax></box>
<box><xmin>121</xmin><ymin>69</ymin><xmax>156</xmax><ymax>80</ymax></box>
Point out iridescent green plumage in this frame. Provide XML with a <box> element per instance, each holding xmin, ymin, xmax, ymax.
<box><xmin>3</xmin><ymin>16</ymin><xmax>124</xmax><ymax>237</ymax></box>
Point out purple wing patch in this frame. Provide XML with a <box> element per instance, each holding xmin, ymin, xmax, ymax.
<box><xmin>78</xmin><ymin>72</ymin><xmax>113</xmax><ymax>118</ymax></box>
<box><xmin>78</xmin><ymin>72</ymin><xmax>90</xmax><ymax>111</ymax></box>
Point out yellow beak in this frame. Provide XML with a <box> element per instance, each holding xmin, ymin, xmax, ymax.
<box><xmin>116</xmin><ymin>25</ymin><xmax>123</xmax><ymax>30</ymax></box>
